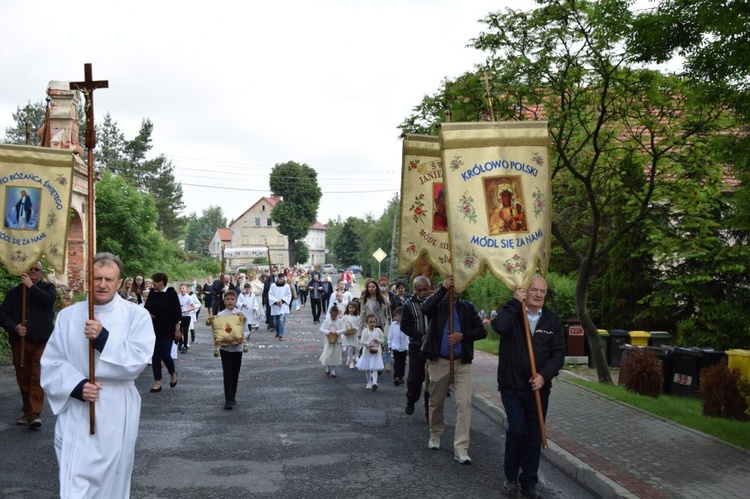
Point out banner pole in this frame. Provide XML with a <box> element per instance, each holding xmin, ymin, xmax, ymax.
<box><xmin>520</xmin><ymin>299</ymin><xmax>548</xmax><ymax>449</ymax></box>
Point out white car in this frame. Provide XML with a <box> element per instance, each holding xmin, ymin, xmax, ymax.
<box><xmin>322</xmin><ymin>264</ymin><xmax>336</xmax><ymax>274</ymax></box>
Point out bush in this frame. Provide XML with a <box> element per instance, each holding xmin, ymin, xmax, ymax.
<box><xmin>621</xmin><ymin>348</ymin><xmax>663</xmax><ymax>397</ymax></box>
<box><xmin>698</xmin><ymin>363</ymin><xmax>750</xmax><ymax>421</ymax></box>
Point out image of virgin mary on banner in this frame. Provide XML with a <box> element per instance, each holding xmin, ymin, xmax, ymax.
<box><xmin>439</xmin><ymin>122</ymin><xmax>551</xmax><ymax>293</ymax></box>
<box><xmin>398</xmin><ymin>134</ymin><xmax>451</xmax><ymax>278</ymax></box>
<box><xmin>0</xmin><ymin>144</ymin><xmax>75</xmax><ymax>275</ymax></box>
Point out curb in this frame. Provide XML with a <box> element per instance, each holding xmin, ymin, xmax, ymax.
<box><xmin>472</xmin><ymin>392</ymin><xmax>635</xmax><ymax>499</ymax></box>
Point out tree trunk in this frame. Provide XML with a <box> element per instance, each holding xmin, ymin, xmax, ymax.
<box><xmin>575</xmin><ymin>257</ymin><xmax>613</xmax><ymax>383</ymax></box>
<box><xmin>288</xmin><ymin>239</ymin><xmax>297</xmax><ymax>268</ymax></box>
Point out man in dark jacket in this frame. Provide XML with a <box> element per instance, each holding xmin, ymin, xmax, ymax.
<box><xmin>421</xmin><ymin>275</ymin><xmax>486</xmax><ymax>465</ymax></box>
<box><xmin>400</xmin><ymin>275</ymin><xmax>431</xmax><ymax>417</ymax></box>
<box><xmin>0</xmin><ymin>262</ymin><xmax>56</xmax><ymax>427</ymax></box>
<box><xmin>491</xmin><ymin>275</ymin><xmax>565</xmax><ymax>498</ymax></box>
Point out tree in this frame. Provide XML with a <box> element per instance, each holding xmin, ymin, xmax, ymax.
<box><xmin>399</xmin><ymin>0</ymin><xmax>729</xmax><ymax>382</ymax></box>
<box><xmin>293</xmin><ymin>240</ymin><xmax>309</xmax><ymax>265</ymax></box>
<box><xmin>95</xmin><ymin>171</ymin><xmax>164</xmax><ymax>276</ymax></box>
<box><xmin>3</xmin><ymin>101</ymin><xmax>46</xmax><ymax>145</ymax></box>
<box><xmin>269</xmin><ymin>161</ymin><xmax>322</xmax><ymax>265</ymax></box>
<box><xmin>147</xmin><ymin>155</ymin><xmax>185</xmax><ymax>239</ymax></box>
<box><xmin>185</xmin><ymin>206</ymin><xmax>226</xmax><ymax>255</ymax></box>
<box><xmin>95</xmin><ymin>112</ymin><xmax>126</xmax><ymax>171</ymax></box>
<box><xmin>333</xmin><ymin>217</ymin><xmax>364</xmax><ymax>266</ymax></box>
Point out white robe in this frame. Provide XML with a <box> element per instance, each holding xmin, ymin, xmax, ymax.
<box><xmin>269</xmin><ymin>283</ymin><xmax>292</xmax><ymax>316</ymax></box>
<box><xmin>237</xmin><ymin>291</ymin><xmax>259</xmax><ymax>330</ymax></box>
<box><xmin>41</xmin><ymin>295</ymin><xmax>155</xmax><ymax>499</ymax></box>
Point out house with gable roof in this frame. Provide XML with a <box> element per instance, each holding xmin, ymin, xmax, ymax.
<box><xmin>209</xmin><ymin>196</ymin><xmax>327</xmax><ymax>270</ymax></box>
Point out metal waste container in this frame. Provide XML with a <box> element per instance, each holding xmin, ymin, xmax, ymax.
<box><xmin>629</xmin><ymin>330</ymin><xmax>651</xmax><ymax>347</ymax></box>
<box><xmin>663</xmin><ymin>347</ymin><xmax>701</xmax><ymax>396</ymax></box>
<box><xmin>649</xmin><ymin>331</ymin><xmax>671</xmax><ymax>347</ymax></box>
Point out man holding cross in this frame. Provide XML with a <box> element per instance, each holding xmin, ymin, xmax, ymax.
<box><xmin>41</xmin><ymin>253</ymin><xmax>154</xmax><ymax>498</ymax></box>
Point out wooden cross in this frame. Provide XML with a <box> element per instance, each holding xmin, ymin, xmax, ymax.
<box><xmin>70</xmin><ymin>63</ymin><xmax>108</xmax><ymax>436</ymax></box>
<box><xmin>481</xmin><ymin>71</ymin><xmax>496</xmax><ymax>121</ymax></box>
<box><xmin>70</xmin><ymin>63</ymin><xmax>109</xmax><ymax>150</ymax></box>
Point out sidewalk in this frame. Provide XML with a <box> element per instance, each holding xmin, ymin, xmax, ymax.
<box><xmin>471</xmin><ymin>350</ymin><xmax>750</xmax><ymax>498</ymax></box>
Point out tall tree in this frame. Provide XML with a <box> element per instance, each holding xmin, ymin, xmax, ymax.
<box><xmin>185</xmin><ymin>206</ymin><xmax>227</xmax><ymax>255</ymax></box>
<box><xmin>269</xmin><ymin>161</ymin><xmax>322</xmax><ymax>265</ymax></box>
<box><xmin>3</xmin><ymin>101</ymin><xmax>46</xmax><ymax>145</ymax></box>
<box><xmin>146</xmin><ymin>155</ymin><xmax>185</xmax><ymax>239</ymax></box>
<box><xmin>95</xmin><ymin>112</ymin><xmax>126</xmax><ymax>171</ymax></box>
<box><xmin>333</xmin><ymin>217</ymin><xmax>365</xmax><ymax>267</ymax></box>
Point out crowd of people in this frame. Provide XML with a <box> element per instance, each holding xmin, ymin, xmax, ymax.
<box><xmin>1</xmin><ymin>257</ymin><xmax>565</xmax><ymax>499</ymax></box>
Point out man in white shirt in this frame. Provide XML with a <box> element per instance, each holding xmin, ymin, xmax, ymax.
<box><xmin>269</xmin><ymin>273</ymin><xmax>292</xmax><ymax>340</ymax></box>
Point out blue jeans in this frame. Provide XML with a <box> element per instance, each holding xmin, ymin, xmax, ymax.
<box><xmin>274</xmin><ymin>313</ymin><xmax>287</xmax><ymax>337</ymax></box>
<box><xmin>500</xmin><ymin>389</ymin><xmax>550</xmax><ymax>488</ymax></box>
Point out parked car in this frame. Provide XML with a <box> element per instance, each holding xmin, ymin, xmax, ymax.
<box><xmin>322</xmin><ymin>264</ymin><xmax>336</xmax><ymax>274</ymax></box>
<box><xmin>349</xmin><ymin>265</ymin><xmax>362</xmax><ymax>274</ymax></box>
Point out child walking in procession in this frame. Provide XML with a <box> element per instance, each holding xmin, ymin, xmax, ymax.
<box><xmin>388</xmin><ymin>306</ymin><xmax>409</xmax><ymax>386</ymax></box>
<box><xmin>356</xmin><ymin>314</ymin><xmax>385</xmax><ymax>391</ymax></box>
<box><xmin>342</xmin><ymin>301</ymin><xmax>360</xmax><ymax>369</ymax></box>
<box><xmin>208</xmin><ymin>290</ymin><xmax>246</xmax><ymax>410</ymax></box>
<box><xmin>319</xmin><ymin>305</ymin><xmax>344</xmax><ymax>378</ymax></box>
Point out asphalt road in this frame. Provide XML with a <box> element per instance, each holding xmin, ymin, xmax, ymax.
<box><xmin>0</xmin><ymin>304</ymin><xmax>592</xmax><ymax>499</ymax></box>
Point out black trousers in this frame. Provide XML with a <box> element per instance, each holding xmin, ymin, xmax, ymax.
<box><xmin>152</xmin><ymin>337</ymin><xmax>176</xmax><ymax>381</ymax></box>
<box><xmin>179</xmin><ymin>317</ymin><xmax>191</xmax><ymax>350</ymax></box>
<box><xmin>219</xmin><ymin>350</ymin><xmax>243</xmax><ymax>402</ymax></box>
<box><xmin>392</xmin><ymin>349</ymin><xmax>408</xmax><ymax>380</ymax></box>
<box><xmin>406</xmin><ymin>343</ymin><xmax>426</xmax><ymax>404</ymax></box>
<box><xmin>310</xmin><ymin>297</ymin><xmax>322</xmax><ymax>322</ymax></box>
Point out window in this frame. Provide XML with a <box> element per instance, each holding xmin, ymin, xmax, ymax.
<box><xmin>266</xmin><ymin>218</ymin><xmax>273</xmax><ymax>227</ymax></box>
<box><xmin>254</xmin><ymin>217</ymin><xmax>261</xmax><ymax>227</ymax></box>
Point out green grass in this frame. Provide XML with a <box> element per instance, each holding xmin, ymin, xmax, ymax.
<box><xmin>568</xmin><ymin>378</ymin><xmax>750</xmax><ymax>450</ymax></box>
<box><xmin>475</xmin><ymin>324</ymin><xmax>499</xmax><ymax>355</ymax></box>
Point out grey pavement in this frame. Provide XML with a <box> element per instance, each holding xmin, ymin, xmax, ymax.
<box><xmin>471</xmin><ymin>350</ymin><xmax>750</xmax><ymax>498</ymax></box>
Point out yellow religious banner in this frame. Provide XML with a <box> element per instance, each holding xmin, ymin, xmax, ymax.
<box><xmin>440</xmin><ymin>122</ymin><xmax>551</xmax><ymax>293</ymax></box>
<box><xmin>398</xmin><ymin>134</ymin><xmax>451</xmax><ymax>277</ymax></box>
<box><xmin>0</xmin><ymin>144</ymin><xmax>75</xmax><ymax>275</ymax></box>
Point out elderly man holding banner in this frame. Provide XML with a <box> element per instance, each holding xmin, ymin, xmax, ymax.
<box><xmin>492</xmin><ymin>275</ymin><xmax>564</xmax><ymax>497</ymax></box>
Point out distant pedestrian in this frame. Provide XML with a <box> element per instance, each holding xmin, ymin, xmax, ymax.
<box><xmin>400</xmin><ymin>275</ymin><xmax>432</xmax><ymax>417</ymax></box>
<box><xmin>144</xmin><ymin>273</ymin><xmax>181</xmax><ymax>392</ymax></box>
<box><xmin>342</xmin><ymin>301</ymin><xmax>360</xmax><ymax>369</ymax></box>
<box><xmin>491</xmin><ymin>275</ymin><xmax>565</xmax><ymax>497</ymax></box>
<box><xmin>388</xmin><ymin>307</ymin><xmax>409</xmax><ymax>386</ymax></box>
<box><xmin>269</xmin><ymin>273</ymin><xmax>292</xmax><ymax>340</ymax></box>
<box><xmin>319</xmin><ymin>305</ymin><xmax>344</xmax><ymax>378</ymax></box>
<box><xmin>356</xmin><ymin>314</ymin><xmax>385</xmax><ymax>391</ymax></box>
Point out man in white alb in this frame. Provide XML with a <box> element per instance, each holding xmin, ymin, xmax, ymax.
<box><xmin>41</xmin><ymin>252</ymin><xmax>154</xmax><ymax>498</ymax></box>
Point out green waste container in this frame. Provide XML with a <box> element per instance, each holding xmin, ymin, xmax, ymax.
<box><xmin>649</xmin><ymin>331</ymin><xmax>671</xmax><ymax>347</ymax></box>
<box><xmin>608</xmin><ymin>329</ymin><xmax>629</xmax><ymax>367</ymax></box>
<box><xmin>629</xmin><ymin>330</ymin><xmax>651</xmax><ymax>347</ymax></box>
<box><xmin>587</xmin><ymin>329</ymin><xmax>609</xmax><ymax>368</ymax></box>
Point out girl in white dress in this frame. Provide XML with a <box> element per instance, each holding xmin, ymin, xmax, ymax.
<box><xmin>356</xmin><ymin>314</ymin><xmax>385</xmax><ymax>391</ymax></box>
<box><xmin>319</xmin><ymin>305</ymin><xmax>344</xmax><ymax>378</ymax></box>
<box><xmin>341</xmin><ymin>301</ymin><xmax>360</xmax><ymax>369</ymax></box>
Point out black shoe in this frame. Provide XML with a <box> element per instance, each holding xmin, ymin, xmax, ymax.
<box><xmin>405</xmin><ymin>402</ymin><xmax>415</xmax><ymax>415</ymax></box>
<box><xmin>224</xmin><ymin>401</ymin><xmax>233</xmax><ymax>410</ymax></box>
<box><xmin>503</xmin><ymin>479</ymin><xmax>518</xmax><ymax>496</ymax></box>
<box><xmin>394</xmin><ymin>378</ymin><xmax>400</xmax><ymax>386</ymax></box>
<box><xmin>520</xmin><ymin>485</ymin><xmax>539</xmax><ymax>498</ymax></box>
<box><xmin>372</xmin><ymin>384</ymin><xmax>378</xmax><ymax>392</ymax></box>
<box><xmin>149</xmin><ymin>386</ymin><xmax>162</xmax><ymax>393</ymax></box>
<box><xmin>230</xmin><ymin>399</ymin><xmax>236</xmax><ymax>406</ymax></box>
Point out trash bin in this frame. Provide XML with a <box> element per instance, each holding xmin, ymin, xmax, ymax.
<box><xmin>649</xmin><ymin>331</ymin><xmax>671</xmax><ymax>347</ymax></box>
<box><xmin>726</xmin><ymin>349</ymin><xmax>750</xmax><ymax>377</ymax></box>
<box><xmin>565</xmin><ymin>319</ymin><xmax>585</xmax><ymax>357</ymax></box>
<box><xmin>663</xmin><ymin>347</ymin><xmax>702</xmax><ymax>396</ymax></box>
<box><xmin>695</xmin><ymin>348</ymin><xmax>727</xmax><ymax>387</ymax></box>
<box><xmin>629</xmin><ymin>330</ymin><xmax>651</xmax><ymax>347</ymax></box>
<box><xmin>587</xmin><ymin>329</ymin><xmax>609</xmax><ymax>368</ymax></box>
<box><xmin>608</xmin><ymin>329</ymin><xmax>629</xmax><ymax>368</ymax></box>
<box><xmin>618</xmin><ymin>344</ymin><xmax>638</xmax><ymax>386</ymax></box>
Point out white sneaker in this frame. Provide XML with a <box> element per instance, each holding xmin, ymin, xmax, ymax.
<box><xmin>366</xmin><ymin>383</ymin><xmax>372</xmax><ymax>390</ymax></box>
<box><xmin>454</xmin><ymin>448</ymin><xmax>471</xmax><ymax>465</ymax></box>
<box><xmin>428</xmin><ymin>434</ymin><xmax>440</xmax><ymax>450</ymax></box>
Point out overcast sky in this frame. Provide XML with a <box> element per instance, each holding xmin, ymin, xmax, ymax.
<box><xmin>1</xmin><ymin>0</ymin><xmax>536</xmax><ymax>226</ymax></box>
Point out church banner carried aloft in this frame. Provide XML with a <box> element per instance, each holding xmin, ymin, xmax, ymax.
<box><xmin>440</xmin><ymin>122</ymin><xmax>551</xmax><ymax>293</ymax></box>
<box><xmin>0</xmin><ymin>144</ymin><xmax>74</xmax><ymax>275</ymax></box>
<box><xmin>398</xmin><ymin>134</ymin><xmax>451</xmax><ymax>277</ymax></box>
